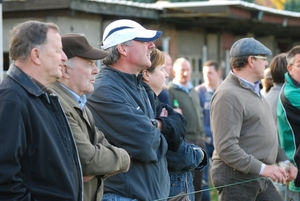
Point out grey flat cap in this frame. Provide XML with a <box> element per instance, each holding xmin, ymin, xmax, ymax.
<box><xmin>230</xmin><ymin>37</ymin><xmax>272</xmax><ymax>57</ymax></box>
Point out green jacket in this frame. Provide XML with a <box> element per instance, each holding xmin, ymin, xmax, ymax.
<box><xmin>167</xmin><ymin>82</ymin><xmax>204</xmax><ymax>141</ymax></box>
<box><xmin>50</xmin><ymin>82</ymin><xmax>130</xmax><ymax>201</ymax></box>
<box><xmin>277</xmin><ymin>72</ymin><xmax>300</xmax><ymax>192</ymax></box>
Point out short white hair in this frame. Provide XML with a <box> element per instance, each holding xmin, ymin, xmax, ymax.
<box><xmin>64</xmin><ymin>58</ymin><xmax>75</xmax><ymax>68</ymax></box>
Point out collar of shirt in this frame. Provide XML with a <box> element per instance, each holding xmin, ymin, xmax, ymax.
<box><xmin>230</xmin><ymin>71</ymin><xmax>261</xmax><ymax>97</ymax></box>
<box><xmin>172</xmin><ymin>79</ymin><xmax>194</xmax><ymax>93</ymax></box>
<box><xmin>60</xmin><ymin>83</ymin><xmax>87</xmax><ymax>110</ymax></box>
<box><xmin>205</xmin><ymin>85</ymin><xmax>215</xmax><ymax>93</ymax></box>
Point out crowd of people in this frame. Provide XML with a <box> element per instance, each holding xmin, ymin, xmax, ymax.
<box><xmin>0</xmin><ymin>19</ymin><xmax>299</xmax><ymax>201</ymax></box>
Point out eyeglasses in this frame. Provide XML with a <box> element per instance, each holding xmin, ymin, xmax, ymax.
<box><xmin>291</xmin><ymin>63</ymin><xmax>300</xmax><ymax>68</ymax></box>
<box><xmin>252</xmin><ymin>55</ymin><xmax>267</xmax><ymax>61</ymax></box>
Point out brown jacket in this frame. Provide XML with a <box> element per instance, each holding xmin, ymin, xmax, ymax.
<box><xmin>50</xmin><ymin>81</ymin><xmax>130</xmax><ymax>201</ymax></box>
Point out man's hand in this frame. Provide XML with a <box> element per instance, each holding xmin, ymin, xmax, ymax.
<box><xmin>159</xmin><ymin>108</ymin><xmax>168</xmax><ymax>117</ymax></box>
<box><xmin>287</xmin><ymin>163</ymin><xmax>298</xmax><ymax>182</ymax></box>
<box><xmin>261</xmin><ymin>165</ymin><xmax>287</xmax><ymax>184</ymax></box>
<box><xmin>173</xmin><ymin>108</ymin><xmax>182</xmax><ymax>114</ymax></box>
<box><xmin>157</xmin><ymin>108</ymin><xmax>168</xmax><ymax>131</ymax></box>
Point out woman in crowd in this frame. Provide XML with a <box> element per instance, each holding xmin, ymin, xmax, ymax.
<box><xmin>142</xmin><ymin>48</ymin><xmax>207</xmax><ymax>201</ymax></box>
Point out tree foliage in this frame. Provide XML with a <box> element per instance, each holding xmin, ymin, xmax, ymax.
<box><xmin>254</xmin><ymin>0</ymin><xmax>300</xmax><ymax>11</ymax></box>
<box><xmin>271</xmin><ymin>0</ymin><xmax>287</xmax><ymax>10</ymax></box>
<box><xmin>284</xmin><ymin>0</ymin><xmax>300</xmax><ymax>12</ymax></box>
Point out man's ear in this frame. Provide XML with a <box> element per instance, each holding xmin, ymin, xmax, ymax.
<box><xmin>172</xmin><ymin>69</ymin><xmax>176</xmax><ymax>77</ymax></box>
<box><xmin>247</xmin><ymin>56</ymin><xmax>255</xmax><ymax>68</ymax></box>
<box><xmin>30</xmin><ymin>47</ymin><xmax>41</xmax><ymax>65</ymax></box>
<box><xmin>287</xmin><ymin>64</ymin><xmax>293</xmax><ymax>75</ymax></box>
<box><xmin>117</xmin><ymin>44</ymin><xmax>127</xmax><ymax>56</ymax></box>
<box><xmin>61</xmin><ymin>65</ymin><xmax>70</xmax><ymax>79</ymax></box>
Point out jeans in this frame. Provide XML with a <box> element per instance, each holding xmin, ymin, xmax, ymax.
<box><xmin>211</xmin><ymin>160</ymin><xmax>283</xmax><ymax>201</ymax></box>
<box><xmin>186</xmin><ymin>138</ymin><xmax>206</xmax><ymax>201</ymax></box>
<box><xmin>169</xmin><ymin>171</ymin><xmax>195</xmax><ymax>201</ymax></box>
<box><xmin>286</xmin><ymin>187</ymin><xmax>300</xmax><ymax>201</ymax></box>
<box><xmin>102</xmin><ymin>193</ymin><xmax>139</xmax><ymax>201</ymax></box>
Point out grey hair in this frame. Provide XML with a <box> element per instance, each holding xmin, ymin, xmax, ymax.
<box><xmin>64</xmin><ymin>58</ymin><xmax>75</xmax><ymax>68</ymax></box>
<box><xmin>9</xmin><ymin>20</ymin><xmax>59</xmax><ymax>62</ymax></box>
<box><xmin>286</xmin><ymin>45</ymin><xmax>300</xmax><ymax>66</ymax></box>
<box><xmin>102</xmin><ymin>40</ymin><xmax>133</xmax><ymax>66</ymax></box>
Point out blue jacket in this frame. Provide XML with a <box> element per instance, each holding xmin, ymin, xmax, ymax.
<box><xmin>87</xmin><ymin>66</ymin><xmax>170</xmax><ymax>201</ymax></box>
<box><xmin>143</xmin><ymin>82</ymin><xmax>184</xmax><ymax>152</ymax></box>
<box><xmin>0</xmin><ymin>65</ymin><xmax>83</xmax><ymax>201</ymax></box>
<box><xmin>143</xmin><ymin>82</ymin><xmax>207</xmax><ymax>200</ymax></box>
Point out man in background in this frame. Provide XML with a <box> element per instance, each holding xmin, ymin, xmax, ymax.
<box><xmin>195</xmin><ymin>60</ymin><xmax>221</xmax><ymax>201</ymax></box>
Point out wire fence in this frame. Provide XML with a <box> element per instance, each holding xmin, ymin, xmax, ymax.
<box><xmin>154</xmin><ymin>177</ymin><xmax>265</xmax><ymax>201</ymax></box>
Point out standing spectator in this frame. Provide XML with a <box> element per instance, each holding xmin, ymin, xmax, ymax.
<box><xmin>277</xmin><ymin>45</ymin><xmax>300</xmax><ymax>201</ymax></box>
<box><xmin>167</xmin><ymin>57</ymin><xmax>206</xmax><ymax>201</ymax></box>
<box><xmin>210</xmin><ymin>37</ymin><xmax>297</xmax><ymax>201</ymax></box>
<box><xmin>195</xmin><ymin>60</ymin><xmax>222</xmax><ymax>201</ymax></box>
<box><xmin>142</xmin><ymin>48</ymin><xmax>207</xmax><ymax>201</ymax></box>
<box><xmin>260</xmin><ymin>68</ymin><xmax>273</xmax><ymax>96</ymax></box>
<box><xmin>264</xmin><ymin>53</ymin><xmax>287</xmax><ymax>125</ymax></box>
<box><xmin>158</xmin><ymin>52</ymin><xmax>173</xmax><ymax>106</ymax></box>
<box><xmin>87</xmin><ymin>19</ymin><xmax>177</xmax><ymax>200</ymax></box>
<box><xmin>49</xmin><ymin>33</ymin><xmax>131</xmax><ymax>201</ymax></box>
<box><xmin>264</xmin><ymin>53</ymin><xmax>288</xmax><ymax>199</ymax></box>
<box><xmin>0</xmin><ymin>20</ymin><xmax>83</xmax><ymax>200</ymax></box>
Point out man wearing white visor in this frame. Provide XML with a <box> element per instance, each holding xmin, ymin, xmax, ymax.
<box><xmin>87</xmin><ymin>19</ymin><xmax>174</xmax><ymax>201</ymax></box>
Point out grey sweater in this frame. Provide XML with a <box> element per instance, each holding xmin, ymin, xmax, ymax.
<box><xmin>210</xmin><ymin>73</ymin><xmax>288</xmax><ymax>175</ymax></box>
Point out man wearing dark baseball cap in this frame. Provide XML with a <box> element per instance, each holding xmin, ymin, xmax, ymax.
<box><xmin>86</xmin><ymin>19</ymin><xmax>173</xmax><ymax>201</ymax></box>
<box><xmin>49</xmin><ymin>33</ymin><xmax>131</xmax><ymax>201</ymax></box>
<box><xmin>210</xmin><ymin>37</ymin><xmax>297</xmax><ymax>201</ymax></box>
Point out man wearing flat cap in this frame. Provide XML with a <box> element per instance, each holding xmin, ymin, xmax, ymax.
<box><xmin>49</xmin><ymin>33</ymin><xmax>130</xmax><ymax>201</ymax></box>
<box><xmin>210</xmin><ymin>37</ymin><xmax>297</xmax><ymax>201</ymax></box>
<box><xmin>87</xmin><ymin>19</ymin><xmax>174</xmax><ymax>200</ymax></box>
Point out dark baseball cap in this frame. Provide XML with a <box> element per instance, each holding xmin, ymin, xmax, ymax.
<box><xmin>230</xmin><ymin>37</ymin><xmax>272</xmax><ymax>57</ymax></box>
<box><xmin>61</xmin><ymin>33</ymin><xmax>108</xmax><ymax>60</ymax></box>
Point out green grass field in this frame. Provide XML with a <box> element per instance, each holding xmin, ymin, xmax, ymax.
<box><xmin>209</xmin><ymin>184</ymin><xmax>218</xmax><ymax>201</ymax></box>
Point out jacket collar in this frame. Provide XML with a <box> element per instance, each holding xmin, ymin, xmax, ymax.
<box><xmin>285</xmin><ymin>72</ymin><xmax>300</xmax><ymax>88</ymax></box>
<box><xmin>50</xmin><ymin>81</ymin><xmax>93</xmax><ymax>128</ymax></box>
<box><xmin>50</xmin><ymin>82</ymin><xmax>81</xmax><ymax>110</ymax></box>
<box><xmin>101</xmin><ymin>65</ymin><xmax>143</xmax><ymax>88</ymax></box>
<box><xmin>229</xmin><ymin>72</ymin><xmax>261</xmax><ymax>97</ymax></box>
<box><xmin>7</xmin><ymin>64</ymin><xmax>49</xmax><ymax>96</ymax></box>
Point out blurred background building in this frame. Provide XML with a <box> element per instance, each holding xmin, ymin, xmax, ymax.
<box><xmin>1</xmin><ymin>0</ymin><xmax>300</xmax><ymax>84</ymax></box>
